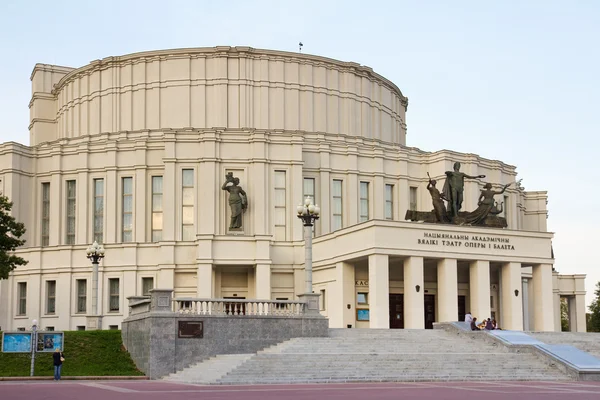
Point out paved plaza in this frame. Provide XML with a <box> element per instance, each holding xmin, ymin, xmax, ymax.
<box><xmin>1</xmin><ymin>380</ymin><xmax>600</xmax><ymax>400</ymax></box>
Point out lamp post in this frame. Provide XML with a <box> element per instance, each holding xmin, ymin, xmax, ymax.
<box><xmin>30</xmin><ymin>319</ymin><xmax>38</xmax><ymax>377</ymax></box>
<box><xmin>86</xmin><ymin>241</ymin><xmax>105</xmax><ymax>329</ymax></box>
<box><xmin>296</xmin><ymin>197</ymin><xmax>320</xmax><ymax>314</ymax></box>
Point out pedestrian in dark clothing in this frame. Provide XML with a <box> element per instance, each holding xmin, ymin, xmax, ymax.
<box><xmin>485</xmin><ymin>318</ymin><xmax>494</xmax><ymax>330</ymax></box>
<box><xmin>470</xmin><ymin>317</ymin><xmax>479</xmax><ymax>331</ymax></box>
<box><xmin>52</xmin><ymin>348</ymin><xmax>65</xmax><ymax>380</ymax></box>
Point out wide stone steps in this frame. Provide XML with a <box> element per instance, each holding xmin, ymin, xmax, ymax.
<box><xmin>166</xmin><ymin>329</ymin><xmax>571</xmax><ymax>384</ymax></box>
<box><xmin>163</xmin><ymin>354</ymin><xmax>254</xmax><ymax>384</ymax></box>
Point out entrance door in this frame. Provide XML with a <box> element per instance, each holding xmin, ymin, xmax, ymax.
<box><xmin>458</xmin><ymin>295</ymin><xmax>466</xmax><ymax>322</ymax></box>
<box><xmin>424</xmin><ymin>294</ymin><xmax>435</xmax><ymax>329</ymax></box>
<box><xmin>389</xmin><ymin>294</ymin><xmax>404</xmax><ymax>329</ymax></box>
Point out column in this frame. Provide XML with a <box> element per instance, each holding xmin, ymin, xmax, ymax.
<box><xmin>469</xmin><ymin>260</ymin><xmax>491</xmax><ymax>322</ymax></box>
<box><xmin>255</xmin><ymin>264</ymin><xmax>271</xmax><ymax>300</ymax></box>
<box><xmin>404</xmin><ymin>256</ymin><xmax>424</xmax><ymax>329</ymax></box>
<box><xmin>569</xmin><ymin>295</ymin><xmax>587</xmax><ymax>332</ymax></box>
<box><xmin>196</xmin><ymin>264</ymin><xmax>213</xmax><ymax>298</ymax></box>
<box><xmin>532</xmin><ymin>263</ymin><xmax>554</xmax><ymax>331</ymax></box>
<box><xmin>368</xmin><ymin>254</ymin><xmax>389</xmax><ymax>329</ymax></box>
<box><xmin>437</xmin><ymin>258</ymin><xmax>458</xmax><ymax>322</ymax></box>
<box><xmin>522</xmin><ymin>278</ymin><xmax>530</xmax><ymax>331</ymax></box>
<box><xmin>331</xmin><ymin>261</ymin><xmax>355</xmax><ymax>328</ymax></box>
<box><xmin>500</xmin><ymin>262</ymin><xmax>523</xmax><ymax>330</ymax></box>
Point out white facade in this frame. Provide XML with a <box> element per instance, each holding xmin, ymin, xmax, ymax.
<box><xmin>0</xmin><ymin>46</ymin><xmax>585</xmax><ymax>332</ymax></box>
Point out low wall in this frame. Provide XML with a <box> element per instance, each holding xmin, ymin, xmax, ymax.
<box><xmin>121</xmin><ymin>290</ymin><xmax>329</xmax><ymax>379</ymax></box>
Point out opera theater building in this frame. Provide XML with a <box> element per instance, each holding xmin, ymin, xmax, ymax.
<box><xmin>0</xmin><ymin>46</ymin><xmax>586</xmax><ymax>333</ymax></box>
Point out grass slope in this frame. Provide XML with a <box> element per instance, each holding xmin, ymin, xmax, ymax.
<box><xmin>0</xmin><ymin>330</ymin><xmax>144</xmax><ymax>377</ymax></box>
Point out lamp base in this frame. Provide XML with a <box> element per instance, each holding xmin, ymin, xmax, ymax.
<box><xmin>86</xmin><ymin>315</ymin><xmax>103</xmax><ymax>331</ymax></box>
<box><xmin>297</xmin><ymin>293</ymin><xmax>321</xmax><ymax>316</ymax></box>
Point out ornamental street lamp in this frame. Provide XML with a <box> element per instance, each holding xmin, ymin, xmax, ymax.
<box><xmin>296</xmin><ymin>197</ymin><xmax>321</xmax><ymax>313</ymax></box>
<box><xmin>86</xmin><ymin>241</ymin><xmax>105</xmax><ymax>324</ymax></box>
<box><xmin>30</xmin><ymin>319</ymin><xmax>38</xmax><ymax>377</ymax></box>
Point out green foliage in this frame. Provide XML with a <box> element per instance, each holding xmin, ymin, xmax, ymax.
<box><xmin>0</xmin><ymin>330</ymin><xmax>144</xmax><ymax>377</ymax></box>
<box><xmin>0</xmin><ymin>195</ymin><xmax>28</xmax><ymax>279</ymax></box>
<box><xmin>560</xmin><ymin>298</ymin><xmax>570</xmax><ymax>331</ymax></box>
<box><xmin>588</xmin><ymin>281</ymin><xmax>600</xmax><ymax>332</ymax></box>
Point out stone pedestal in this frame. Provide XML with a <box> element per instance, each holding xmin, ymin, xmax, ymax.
<box><xmin>150</xmin><ymin>289</ymin><xmax>174</xmax><ymax>313</ymax></box>
<box><xmin>298</xmin><ymin>293</ymin><xmax>321</xmax><ymax>316</ymax></box>
<box><xmin>86</xmin><ymin>315</ymin><xmax>103</xmax><ymax>331</ymax></box>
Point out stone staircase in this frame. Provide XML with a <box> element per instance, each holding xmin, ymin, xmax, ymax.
<box><xmin>528</xmin><ymin>332</ymin><xmax>600</xmax><ymax>359</ymax></box>
<box><xmin>164</xmin><ymin>329</ymin><xmax>571</xmax><ymax>384</ymax></box>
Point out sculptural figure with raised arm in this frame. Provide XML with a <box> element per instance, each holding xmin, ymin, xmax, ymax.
<box><xmin>222</xmin><ymin>172</ymin><xmax>248</xmax><ymax>230</ymax></box>
<box><xmin>442</xmin><ymin>162</ymin><xmax>485</xmax><ymax>219</ymax></box>
<box><xmin>427</xmin><ymin>173</ymin><xmax>450</xmax><ymax>223</ymax></box>
<box><xmin>466</xmin><ymin>182</ymin><xmax>511</xmax><ymax>225</ymax></box>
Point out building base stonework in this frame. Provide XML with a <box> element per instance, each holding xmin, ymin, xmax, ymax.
<box><xmin>121</xmin><ymin>290</ymin><xmax>329</xmax><ymax>379</ymax></box>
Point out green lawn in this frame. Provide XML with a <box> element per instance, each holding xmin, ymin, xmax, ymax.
<box><xmin>0</xmin><ymin>330</ymin><xmax>144</xmax><ymax>377</ymax></box>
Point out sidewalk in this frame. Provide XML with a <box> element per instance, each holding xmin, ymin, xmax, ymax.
<box><xmin>0</xmin><ymin>376</ymin><xmax>149</xmax><ymax>381</ymax></box>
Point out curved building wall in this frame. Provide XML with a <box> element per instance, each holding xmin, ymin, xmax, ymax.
<box><xmin>30</xmin><ymin>47</ymin><xmax>407</xmax><ymax>146</ymax></box>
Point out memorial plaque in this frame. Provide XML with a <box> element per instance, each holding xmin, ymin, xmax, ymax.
<box><xmin>178</xmin><ymin>321</ymin><xmax>203</xmax><ymax>338</ymax></box>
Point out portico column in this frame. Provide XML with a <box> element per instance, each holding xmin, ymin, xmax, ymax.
<box><xmin>404</xmin><ymin>256</ymin><xmax>424</xmax><ymax>329</ymax></box>
<box><xmin>501</xmin><ymin>262</ymin><xmax>523</xmax><ymax>330</ymax></box>
<box><xmin>437</xmin><ymin>258</ymin><xmax>458</xmax><ymax>322</ymax></box>
<box><xmin>368</xmin><ymin>254</ymin><xmax>389</xmax><ymax>329</ymax></box>
<box><xmin>332</xmin><ymin>261</ymin><xmax>355</xmax><ymax>328</ymax></box>
<box><xmin>570</xmin><ymin>295</ymin><xmax>587</xmax><ymax>332</ymax></box>
<box><xmin>255</xmin><ymin>264</ymin><xmax>271</xmax><ymax>300</ymax></box>
<box><xmin>469</xmin><ymin>260</ymin><xmax>491</xmax><ymax>322</ymax></box>
<box><xmin>196</xmin><ymin>264</ymin><xmax>213</xmax><ymax>298</ymax></box>
<box><xmin>532</xmin><ymin>263</ymin><xmax>554</xmax><ymax>331</ymax></box>
<box><xmin>522</xmin><ymin>278</ymin><xmax>530</xmax><ymax>331</ymax></box>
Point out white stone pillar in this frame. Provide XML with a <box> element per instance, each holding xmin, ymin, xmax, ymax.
<box><xmin>572</xmin><ymin>294</ymin><xmax>587</xmax><ymax>332</ymax></box>
<box><xmin>501</xmin><ymin>262</ymin><xmax>523</xmax><ymax>331</ymax></box>
<box><xmin>532</xmin><ymin>263</ymin><xmax>554</xmax><ymax>331</ymax></box>
<box><xmin>522</xmin><ymin>278</ymin><xmax>530</xmax><ymax>331</ymax></box>
<box><xmin>469</xmin><ymin>260</ymin><xmax>491</xmax><ymax>323</ymax></box>
<box><xmin>437</xmin><ymin>258</ymin><xmax>458</xmax><ymax>322</ymax></box>
<box><xmin>404</xmin><ymin>256</ymin><xmax>424</xmax><ymax>329</ymax></box>
<box><xmin>332</xmin><ymin>261</ymin><xmax>355</xmax><ymax>328</ymax></box>
<box><xmin>368</xmin><ymin>254</ymin><xmax>389</xmax><ymax>329</ymax></box>
<box><xmin>255</xmin><ymin>264</ymin><xmax>271</xmax><ymax>300</ymax></box>
<box><xmin>196</xmin><ymin>264</ymin><xmax>213</xmax><ymax>298</ymax></box>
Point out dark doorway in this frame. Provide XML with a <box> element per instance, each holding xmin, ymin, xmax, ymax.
<box><xmin>424</xmin><ymin>294</ymin><xmax>435</xmax><ymax>329</ymax></box>
<box><xmin>458</xmin><ymin>295</ymin><xmax>466</xmax><ymax>322</ymax></box>
<box><xmin>389</xmin><ymin>294</ymin><xmax>404</xmax><ymax>329</ymax></box>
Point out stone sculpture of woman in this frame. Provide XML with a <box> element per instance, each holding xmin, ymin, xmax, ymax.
<box><xmin>222</xmin><ymin>172</ymin><xmax>248</xmax><ymax>230</ymax></box>
<box><xmin>466</xmin><ymin>182</ymin><xmax>510</xmax><ymax>225</ymax></box>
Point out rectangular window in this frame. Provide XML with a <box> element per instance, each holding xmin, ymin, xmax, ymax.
<box><xmin>46</xmin><ymin>281</ymin><xmax>56</xmax><ymax>314</ymax></box>
<box><xmin>274</xmin><ymin>171</ymin><xmax>286</xmax><ymax>240</ymax></box>
<box><xmin>151</xmin><ymin>176</ymin><xmax>163</xmax><ymax>242</ymax></box>
<box><xmin>109</xmin><ymin>325</ymin><xmax>119</xmax><ymax>330</ymax></box>
<box><xmin>409</xmin><ymin>186</ymin><xmax>418</xmax><ymax>211</ymax></box>
<box><xmin>357</xmin><ymin>292</ymin><xmax>368</xmax><ymax>304</ymax></box>
<box><xmin>41</xmin><ymin>183</ymin><xmax>50</xmax><ymax>246</ymax></box>
<box><xmin>66</xmin><ymin>180</ymin><xmax>76</xmax><ymax>244</ymax></box>
<box><xmin>182</xmin><ymin>170</ymin><xmax>194</xmax><ymax>241</ymax></box>
<box><xmin>93</xmin><ymin>179</ymin><xmax>104</xmax><ymax>243</ymax></box>
<box><xmin>122</xmin><ymin>177</ymin><xmax>133</xmax><ymax>242</ymax></box>
<box><xmin>332</xmin><ymin>180</ymin><xmax>343</xmax><ymax>231</ymax></box>
<box><xmin>76</xmin><ymin>279</ymin><xmax>87</xmax><ymax>313</ymax></box>
<box><xmin>142</xmin><ymin>277</ymin><xmax>154</xmax><ymax>296</ymax></box>
<box><xmin>385</xmin><ymin>184</ymin><xmax>394</xmax><ymax>220</ymax></box>
<box><xmin>109</xmin><ymin>278</ymin><xmax>120</xmax><ymax>312</ymax></box>
<box><xmin>77</xmin><ymin>326</ymin><xmax>86</xmax><ymax>331</ymax></box>
<box><xmin>46</xmin><ymin>326</ymin><xmax>54</xmax><ymax>331</ymax></box>
<box><xmin>17</xmin><ymin>282</ymin><xmax>27</xmax><ymax>316</ymax></box>
<box><xmin>320</xmin><ymin>289</ymin><xmax>326</xmax><ymax>311</ymax></box>
<box><xmin>359</xmin><ymin>181</ymin><xmax>369</xmax><ymax>222</ymax></box>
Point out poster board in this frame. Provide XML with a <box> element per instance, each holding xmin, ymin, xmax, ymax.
<box><xmin>1</xmin><ymin>332</ymin><xmax>32</xmax><ymax>353</ymax></box>
<box><xmin>36</xmin><ymin>332</ymin><xmax>64</xmax><ymax>352</ymax></box>
<box><xmin>356</xmin><ymin>309</ymin><xmax>370</xmax><ymax>321</ymax></box>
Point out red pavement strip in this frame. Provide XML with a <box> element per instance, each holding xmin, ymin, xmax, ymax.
<box><xmin>1</xmin><ymin>380</ymin><xmax>600</xmax><ymax>400</ymax></box>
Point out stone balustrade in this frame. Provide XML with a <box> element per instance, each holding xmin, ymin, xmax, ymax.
<box><xmin>173</xmin><ymin>298</ymin><xmax>306</xmax><ymax>317</ymax></box>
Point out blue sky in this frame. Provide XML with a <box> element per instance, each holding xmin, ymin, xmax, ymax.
<box><xmin>1</xmin><ymin>1</ymin><xmax>598</xmax><ymax>306</ymax></box>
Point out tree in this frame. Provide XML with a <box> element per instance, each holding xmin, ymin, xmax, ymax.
<box><xmin>0</xmin><ymin>195</ymin><xmax>28</xmax><ymax>279</ymax></box>
<box><xmin>588</xmin><ymin>282</ymin><xmax>600</xmax><ymax>332</ymax></box>
<box><xmin>560</xmin><ymin>298</ymin><xmax>569</xmax><ymax>331</ymax></box>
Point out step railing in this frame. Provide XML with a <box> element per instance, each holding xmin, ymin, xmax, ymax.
<box><xmin>173</xmin><ymin>298</ymin><xmax>306</xmax><ymax>317</ymax></box>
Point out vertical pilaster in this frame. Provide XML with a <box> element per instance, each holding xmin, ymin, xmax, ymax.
<box><xmin>469</xmin><ymin>260</ymin><xmax>491</xmax><ymax>322</ymax></box>
<box><xmin>501</xmin><ymin>262</ymin><xmax>523</xmax><ymax>330</ymax></box>
<box><xmin>135</xmin><ymin>168</ymin><xmax>146</xmax><ymax>243</ymax></box>
<box><xmin>163</xmin><ymin>160</ymin><xmax>176</xmax><ymax>241</ymax></box>
<box><xmin>196</xmin><ymin>264</ymin><xmax>213</xmax><ymax>298</ymax></box>
<box><xmin>532</xmin><ymin>263</ymin><xmax>554</xmax><ymax>331</ymax></box>
<box><xmin>574</xmin><ymin>294</ymin><xmax>587</xmax><ymax>332</ymax></box>
<box><xmin>404</xmin><ymin>256</ymin><xmax>424</xmax><ymax>329</ymax></box>
<box><xmin>437</xmin><ymin>258</ymin><xmax>458</xmax><ymax>322</ymax></box>
<box><xmin>255</xmin><ymin>264</ymin><xmax>271</xmax><ymax>300</ymax></box>
<box><xmin>50</xmin><ymin>174</ymin><xmax>61</xmax><ymax>246</ymax></box>
<box><xmin>368</xmin><ymin>254</ymin><xmax>389</xmax><ymax>329</ymax></box>
<box><xmin>331</xmin><ymin>261</ymin><xmax>355</xmax><ymax>328</ymax></box>
<box><xmin>522</xmin><ymin>278</ymin><xmax>530</xmax><ymax>331</ymax></box>
<box><xmin>77</xmin><ymin>171</ymin><xmax>89</xmax><ymax>244</ymax></box>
